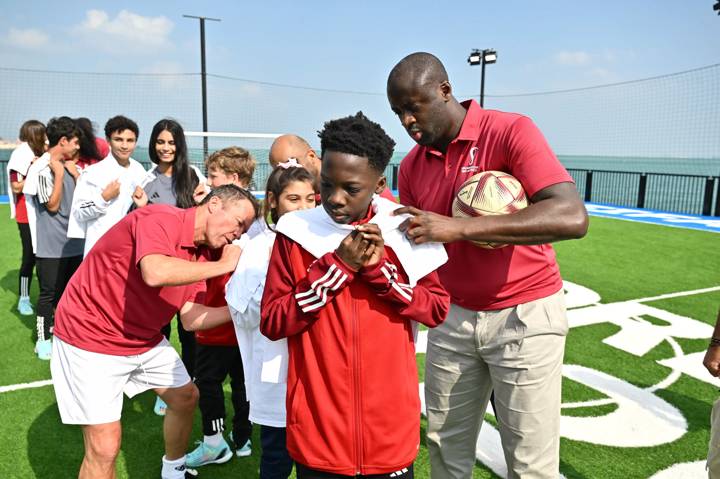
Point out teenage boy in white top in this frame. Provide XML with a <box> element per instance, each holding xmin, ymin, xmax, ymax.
<box><xmin>22</xmin><ymin>116</ymin><xmax>85</xmax><ymax>360</ymax></box>
<box><xmin>69</xmin><ymin>115</ymin><xmax>147</xmax><ymax>256</ymax></box>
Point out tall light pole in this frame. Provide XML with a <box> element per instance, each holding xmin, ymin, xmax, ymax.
<box><xmin>467</xmin><ymin>49</ymin><xmax>497</xmax><ymax>108</ymax></box>
<box><xmin>183</xmin><ymin>14</ymin><xmax>221</xmax><ymax>159</ymax></box>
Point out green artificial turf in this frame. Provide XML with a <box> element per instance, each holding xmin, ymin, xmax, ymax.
<box><xmin>0</xmin><ymin>206</ymin><xmax>718</xmax><ymax>478</ymax></box>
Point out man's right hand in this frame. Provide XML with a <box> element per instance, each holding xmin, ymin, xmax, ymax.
<box><xmin>219</xmin><ymin>243</ymin><xmax>243</xmax><ymax>272</ymax></box>
<box><xmin>102</xmin><ymin>179</ymin><xmax>121</xmax><ymax>202</ymax></box>
<box><xmin>704</xmin><ymin>344</ymin><xmax>720</xmax><ymax>377</ymax></box>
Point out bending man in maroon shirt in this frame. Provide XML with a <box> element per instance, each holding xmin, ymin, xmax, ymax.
<box><xmin>51</xmin><ymin>184</ymin><xmax>259</xmax><ymax>479</ymax></box>
<box><xmin>387</xmin><ymin>52</ymin><xmax>588</xmax><ymax>479</ymax></box>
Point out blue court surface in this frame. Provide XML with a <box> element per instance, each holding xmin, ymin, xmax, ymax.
<box><xmin>586</xmin><ymin>202</ymin><xmax>720</xmax><ymax>233</ymax></box>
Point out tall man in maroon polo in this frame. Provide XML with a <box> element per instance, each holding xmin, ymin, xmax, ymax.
<box><xmin>387</xmin><ymin>52</ymin><xmax>588</xmax><ymax>478</ymax></box>
<box><xmin>51</xmin><ymin>184</ymin><xmax>259</xmax><ymax>479</ymax></box>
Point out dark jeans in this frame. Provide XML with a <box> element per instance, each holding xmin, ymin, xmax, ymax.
<box><xmin>161</xmin><ymin>314</ymin><xmax>196</xmax><ymax>378</ymax></box>
<box><xmin>17</xmin><ymin>222</ymin><xmax>35</xmax><ymax>297</ymax></box>
<box><xmin>35</xmin><ymin>255</ymin><xmax>82</xmax><ymax>340</ymax></box>
<box><xmin>296</xmin><ymin>464</ymin><xmax>414</xmax><ymax>479</ymax></box>
<box><xmin>194</xmin><ymin>343</ymin><xmax>251</xmax><ymax>444</ymax></box>
<box><xmin>260</xmin><ymin>425</ymin><xmax>293</xmax><ymax>479</ymax></box>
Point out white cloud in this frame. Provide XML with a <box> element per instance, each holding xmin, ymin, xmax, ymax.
<box><xmin>4</xmin><ymin>27</ymin><xmax>49</xmax><ymax>49</ymax></box>
<box><xmin>554</xmin><ymin>50</ymin><xmax>591</xmax><ymax>66</ymax></box>
<box><xmin>74</xmin><ymin>9</ymin><xmax>174</xmax><ymax>50</ymax></box>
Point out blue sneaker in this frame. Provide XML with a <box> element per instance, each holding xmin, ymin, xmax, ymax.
<box><xmin>17</xmin><ymin>297</ymin><xmax>33</xmax><ymax>316</ymax></box>
<box><xmin>229</xmin><ymin>431</ymin><xmax>252</xmax><ymax>457</ymax></box>
<box><xmin>185</xmin><ymin>437</ymin><xmax>233</xmax><ymax>467</ymax></box>
<box><xmin>35</xmin><ymin>339</ymin><xmax>52</xmax><ymax>360</ymax></box>
<box><xmin>154</xmin><ymin>396</ymin><xmax>167</xmax><ymax>416</ymax></box>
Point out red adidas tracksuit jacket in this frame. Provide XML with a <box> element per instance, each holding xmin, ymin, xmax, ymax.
<box><xmin>260</xmin><ymin>232</ymin><xmax>450</xmax><ymax>476</ymax></box>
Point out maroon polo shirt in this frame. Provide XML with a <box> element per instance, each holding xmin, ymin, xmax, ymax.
<box><xmin>398</xmin><ymin>100</ymin><xmax>573</xmax><ymax>311</ymax></box>
<box><xmin>54</xmin><ymin>204</ymin><xmax>207</xmax><ymax>355</ymax></box>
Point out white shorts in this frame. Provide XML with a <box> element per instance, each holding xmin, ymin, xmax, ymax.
<box><xmin>50</xmin><ymin>336</ymin><xmax>191</xmax><ymax>425</ymax></box>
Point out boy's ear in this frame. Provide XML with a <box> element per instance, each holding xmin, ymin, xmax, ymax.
<box><xmin>374</xmin><ymin>175</ymin><xmax>387</xmax><ymax>194</ymax></box>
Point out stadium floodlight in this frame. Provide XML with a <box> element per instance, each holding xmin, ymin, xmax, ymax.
<box><xmin>715</xmin><ymin>0</ymin><xmax>720</xmax><ymax>15</ymax></box>
<box><xmin>183</xmin><ymin>14</ymin><xmax>221</xmax><ymax>159</ymax></box>
<box><xmin>467</xmin><ymin>49</ymin><xmax>498</xmax><ymax>107</ymax></box>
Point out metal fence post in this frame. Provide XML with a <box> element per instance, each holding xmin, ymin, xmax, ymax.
<box><xmin>702</xmin><ymin>176</ymin><xmax>715</xmax><ymax>216</ymax></box>
<box><xmin>637</xmin><ymin>174</ymin><xmax>648</xmax><ymax>208</ymax></box>
<box><xmin>584</xmin><ymin>170</ymin><xmax>593</xmax><ymax>202</ymax></box>
<box><xmin>391</xmin><ymin>165</ymin><xmax>399</xmax><ymax>191</ymax></box>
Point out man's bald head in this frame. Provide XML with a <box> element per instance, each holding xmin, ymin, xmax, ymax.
<box><xmin>387</xmin><ymin>52</ymin><xmax>449</xmax><ymax>93</ymax></box>
<box><xmin>269</xmin><ymin>134</ymin><xmax>311</xmax><ymax>167</ymax></box>
<box><xmin>268</xmin><ymin>134</ymin><xmax>321</xmax><ymax>187</ymax></box>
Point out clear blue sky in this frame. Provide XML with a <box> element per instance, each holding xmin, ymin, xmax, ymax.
<box><xmin>1</xmin><ymin>0</ymin><xmax>718</xmax><ymax>156</ymax></box>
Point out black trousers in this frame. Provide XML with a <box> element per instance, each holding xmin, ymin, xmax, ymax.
<box><xmin>17</xmin><ymin>222</ymin><xmax>35</xmax><ymax>297</ymax></box>
<box><xmin>35</xmin><ymin>255</ymin><xmax>82</xmax><ymax>340</ymax></box>
<box><xmin>296</xmin><ymin>464</ymin><xmax>414</xmax><ymax>479</ymax></box>
<box><xmin>260</xmin><ymin>425</ymin><xmax>294</xmax><ymax>479</ymax></box>
<box><xmin>194</xmin><ymin>343</ymin><xmax>251</xmax><ymax>444</ymax></box>
<box><xmin>161</xmin><ymin>315</ymin><xmax>196</xmax><ymax>378</ymax></box>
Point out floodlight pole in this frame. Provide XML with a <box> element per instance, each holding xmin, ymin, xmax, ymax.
<box><xmin>480</xmin><ymin>57</ymin><xmax>487</xmax><ymax>108</ymax></box>
<box><xmin>183</xmin><ymin>14</ymin><xmax>221</xmax><ymax>159</ymax></box>
<box><xmin>468</xmin><ymin>49</ymin><xmax>497</xmax><ymax>108</ymax></box>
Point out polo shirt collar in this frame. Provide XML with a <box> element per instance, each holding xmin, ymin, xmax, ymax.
<box><xmin>180</xmin><ymin>207</ymin><xmax>197</xmax><ymax>249</ymax></box>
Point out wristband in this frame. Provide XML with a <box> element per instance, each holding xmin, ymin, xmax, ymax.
<box><xmin>710</xmin><ymin>337</ymin><xmax>720</xmax><ymax>347</ymax></box>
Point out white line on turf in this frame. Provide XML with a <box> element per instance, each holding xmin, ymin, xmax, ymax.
<box><xmin>634</xmin><ymin>285</ymin><xmax>720</xmax><ymax>303</ymax></box>
<box><xmin>0</xmin><ymin>379</ymin><xmax>52</xmax><ymax>393</ymax></box>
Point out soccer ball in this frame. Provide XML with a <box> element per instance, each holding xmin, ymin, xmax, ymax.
<box><xmin>451</xmin><ymin>170</ymin><xmax>529</xmax><ymax>249</ymax></box>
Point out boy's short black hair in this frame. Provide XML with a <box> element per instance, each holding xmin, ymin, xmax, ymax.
<box><xmin>104</xmin><ymin>115</ymin><xmax>139</xmax><ymax>139</ymax></box>
<box><xmin>318</xmin><ymin>111</ymin><xmax>396</xmax><ymax>174</ymax></box>
<box><xmin>46</xmin><ymin>116</ymin><xmax>82</xmax><ymax>148</ymax></box>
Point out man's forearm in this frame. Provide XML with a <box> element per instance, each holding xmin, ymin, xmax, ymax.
<box><xmin>179</xmin><ymin>303</ymin><xmax>231</xmax><ymax>331</ymax></box>
<box><xmin>140</xmin><ymin>254</ymin><xmax>232</xmax><ymax>287</ymax></box>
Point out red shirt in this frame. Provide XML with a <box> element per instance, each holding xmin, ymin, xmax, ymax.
<box><xmin>195</xmin><ymin>250</ymin><xmax>236</xmax><ymax>346</ymax></box>
<box><xmin>9</xmin><ymin>171</ymin><xmax>28</xmax><ymax>223</ymax></box>
<box><xmin>398</xmin><ymin>100</ymin><xmax>573</xmax><ymax>311</ymax></box>
<box><xmin>54</xmin><ymin>205</ymin><xmax>207</xmax><ymax>355</ymax></box>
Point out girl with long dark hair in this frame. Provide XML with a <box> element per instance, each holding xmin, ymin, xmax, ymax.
<box><xmin>133</xmin><ymin>118</ymin><xmax>205</xmax><ymax>415</ymax></box>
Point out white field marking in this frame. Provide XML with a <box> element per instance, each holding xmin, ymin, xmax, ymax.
<box><xmin>647</xmin><ymin>460</ymin><xmax>707</xmax><ymax>479</ymax></box>
<box><xmin>646</xmin><ymin>336</ymin><xmax>684</xmax><ymax>393</ymax></box>
<box><xmin>0</xmin><ymin>379</ymin><xmax>52</xmax><ymax>393</ymax></box>
<box><xmin>634</xmin><ymin>285</ymin><xmax>720</xmax><ymax>304</ymax></box>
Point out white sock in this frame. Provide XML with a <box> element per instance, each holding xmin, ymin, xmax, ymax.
<box><xmin>161</xmin><ymin>455</ymin><xmax>186</xmax><ymax>479</ymax></box>
<box><xmin>204</xmin><ymin>432</ymin><xmax>223</xmax><ymax>447</ymax></box>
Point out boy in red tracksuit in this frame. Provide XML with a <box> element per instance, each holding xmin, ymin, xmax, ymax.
<box><xmin>261</xmin><ymin>112</ymin><xmax>450</xmax><ymax>479</ymax></box>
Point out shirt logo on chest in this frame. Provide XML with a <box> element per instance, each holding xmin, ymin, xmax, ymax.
<box><xmin>461</xmin><ymin>146</ymin><xmax>480</xmax><ymax>174</ymax></box>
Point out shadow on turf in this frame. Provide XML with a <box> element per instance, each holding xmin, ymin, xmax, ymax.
<box><xmin>28</xmin><ymin>391</ymin><xmax>262</xmax><ymax>478</ymax></box>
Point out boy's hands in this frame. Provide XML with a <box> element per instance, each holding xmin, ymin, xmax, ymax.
<box><xmin>335</xmin><ymin>224</ymin><xmax>384</xmax><ymax>271</ymax></box>
<box><xmin>356</xmin><ymin>224</ymin><xmax>384</xmax><ymax>267</ymax></box>
<box><xmin>102</xmin><ymin>179</ymin><xmax>121</xmax><ymax>202</ymax></box>
<box><xmin>132</xmin><ymin>186</ymin><xmax>148</xmax><ymax>207</ymax></box>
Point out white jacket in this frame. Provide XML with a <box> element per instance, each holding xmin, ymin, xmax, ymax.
<box><xmin>226</xmin><ymin>227</ymin><xmax>288</xmax><ymax>428</ymax></box>
<box><xmin>68</xmin><ymin>154</ymin><xmax>146</xmax><ymax>257</ymax></box>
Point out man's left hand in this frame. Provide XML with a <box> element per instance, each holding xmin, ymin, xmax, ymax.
<box><xmin>394</xmin><ymin>206</ymin><xmax>464</xmax><ymax>244</ymax></box>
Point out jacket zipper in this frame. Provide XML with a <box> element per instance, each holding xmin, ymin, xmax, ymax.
<box><xmin>352</xmin><ymin>300</ymin><xmax>363</xmax><ymax>475</ymax></box>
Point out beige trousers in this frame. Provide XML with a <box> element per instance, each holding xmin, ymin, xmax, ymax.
<box><xmin>709</xmin><ymin>398</ymin><xmax>720</xmax><ymax>478</ymax></box>
<box><xmin>425</xmin><ymin>290</ymin><xmax>568</xmax><ymax>479</ymax></box>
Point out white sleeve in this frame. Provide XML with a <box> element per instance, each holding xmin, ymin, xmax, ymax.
<box><xmin>71</xmin><ymin>170</ymin><xmax>112</xmax><ymax>223</ymax></box>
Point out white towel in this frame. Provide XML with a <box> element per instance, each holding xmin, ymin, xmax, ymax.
<box><xmin>275</xmin><ymin>195</ymin><xmax>447</xmax><ymax>286</ymax></box>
